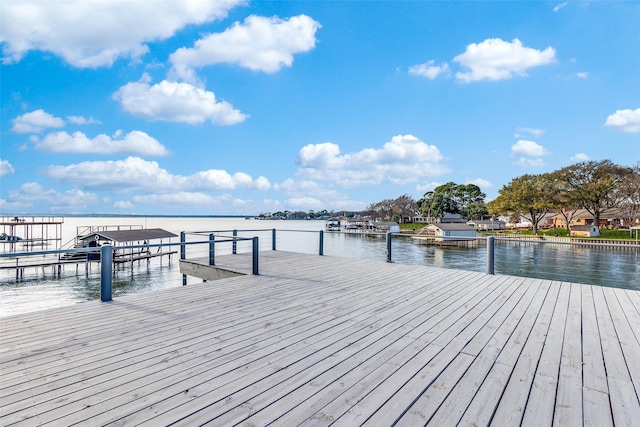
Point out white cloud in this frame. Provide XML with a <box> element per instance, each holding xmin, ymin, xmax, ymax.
<box><xmin>47</xmin><ymin>157</ymin><xmax>176</xmax><ymax>192</ymax></box>
<box><xmin>169</xmin><ymin>14</ymin><xmax>321</xmax><ymax>79</ymax></box>
<box><xmin>553</xmin><ymin>2</ymin><xmax>568</xmax><ymax>12</ymax></box>
<box><xmin>516</xmin><ymin>157</ymin><xmax>546</xmax><ymax>167</ymax></box>
<box><xmin>11</xmin><ymin>109</ymin><xmax>65</xmax><ymax>133</ymax></box>
<box><xmin>604</xmin><ymin>108</ymin><xmax>640</xmax><ymax>133</ymax></box>
<box><xmin>276</xmin><ymin>179</ymin><xmax>342</xmax><ymax>199</ymax></box>
<box><xmin>0</xmin><ymin>0</ymin><xmax>245</xmax><ymax>67</ymax></box>
<box><xmin>514</xmin><ymin>127</ymin><xmax>545</xmax><ymax>138</ymax></box>
<box><xmin>296</xmin><ymin>135</ymin><xmax>448</xmax><ymax>187</ymax></box>
<box><xmin>576</xmin><ymin>72</ymin><xmax>588</xmax><ymax>79</ymax></box>
<box><xmin>274</xmin><ymin>178</ymin><xmax>368</xmax><ymax>211</ymax></box>
<box><xmin>0</xmin><ymin>197</ymin><xmax>29</xmax><ymax>212</ymax></box>
<box><xmin>113</xmin><ymin>76</ymin><xmax>247</xmax><ymax>125</ymax></box>
<box><xmin>7</xmin><ymin>182</ymin><xmax>99</xmax><ymax>212</ymax></box>
<box><xmin>465</xmin><ymin>178</ymin><xmax>493</xmax><ymax>190</ymax></box>
<box><xmin>114</xmin><ymin>201</ymin><xmax>134</xmax><ymax>210</ymax></box>
<box><xmin>512</xmin><ymin>140</ymin><xmax>548</xmax><ymax>168</ymax></box>
<box><xmin>454</xmin><ymin>38</ymin><xmax>556</xmax><ymax>83</ymax></box>
<box><xmin>45</xmin><ymin>156</ymin><xmax>271</xmax><ymax>193</ymax></box>
<box><xmin>67</xmin><ymin>115</ymin><xmax>101</xmax><ymax>125</ymax></box>
<box><xmin>190</xmin><ymin>170</ymin><xmax>271</xmax><ymax>191</ymax></box>
<box><xmin>132</xmin><ymin>192</ymin><xmax>220</xmax><ymax>207</ymax></box>
<box><xmin>511</xmin><ymin>140</ymin><xmax>550</xmax><ymax>157</ymax></box>
<box><xmin>408</xmin><ymin>60</ymin><xmax>450</xmax><ymax>79</ymax></box>
<box><xmin>129</xmin><ymin>192</ymin><xmax>254</xmax><ymax>212</ymax></box>
<box><xmin>36</xmin><ymin>130</ymin><xmax>169</xmax><ymax>156</ymax></box>
<box><xmin>286</xmin><ymin>197</ymin><xmax>324</xmax><ymax>209</ymax></box>
<box><xmin>0</xmin><ymin>160</ymin><xmax>15</xmax><ymax>177</ymax></box>
<box><xmin>416</xmin><ymin>181</ymin><xmax>442</xmax><ymax>194</ymax></box>
<box><xmin>570</xmin><ymin>153</ymin><xmax>590</xmax><ymax>162</ymax></box>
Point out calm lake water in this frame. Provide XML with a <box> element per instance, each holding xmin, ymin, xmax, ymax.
<box><xmin>1</xmin><ymin>216</ymin><xmax>638</xmax><ymax>317</ymax></box>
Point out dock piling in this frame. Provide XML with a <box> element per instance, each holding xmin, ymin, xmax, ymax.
<box><xmin>487</xmin><ymin>236</ymin><xmax>495</xmax><ymax>275</ymax></box>
<box><xmin>180</xmin><ymin>232</ymin><xmax>187</xmax><ymax>286</ymax></box>
<box><xmin>232</xmin><ymin>230</ymin><xmax>238</xmax><ymax>254</ymax></box>
<box><xmin>209</xmin><ymin>234</ymin><xmax>215</xmax><ymax>266</ymax></box>
<box><xmin>253</xmin><ymin>237</ymin><xmax>259</xmax><ymax>275</ymax></box>
<box><xmin>100</xmin><ymin>245</ymin><xmax>113</xmax><ymax>302</ymax></box>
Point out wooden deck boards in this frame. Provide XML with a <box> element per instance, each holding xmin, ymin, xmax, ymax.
<box><xmin>1</xmin><ymin>251</ymin><xmax>639</xmax><ymax>426</ymax></box>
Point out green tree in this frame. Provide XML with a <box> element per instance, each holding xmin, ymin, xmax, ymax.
<box><xmin>543</xmin><ymin>170</ymin><xmax>578</xmax><ymax>231</ymax></box>
<box><xmin>421</xmin><ymin>182</ymin><xmax>458</xmax><ymax>219</ymax></box>
<box><xmin>457</xmin><ymin>184</ymin><xmax>487</xmax><ymax>219</ymax></box>
<box><xmin>557</xmin><ymin>160</ymin><xmax>632</xmax><ymax>227</ymax></box>
<box><xmin>462</xmin><ymin>201</ymin><xmax>489</xmax><ymax>220</ymax></box>
<box><xmin>421</xmin><ymin>182</ymin><xmax>487</xmax><ymax>220</ymax></box>
<box><xmin>487</xmin><ymin>173</ymin><xmax>555</xmax><ymax>234</ymax></box>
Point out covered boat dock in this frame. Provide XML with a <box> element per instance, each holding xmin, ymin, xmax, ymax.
<box><xmin>77</xmin><ymin>228</ymin><xmax>178</xmax><ymax>264</ymax></box>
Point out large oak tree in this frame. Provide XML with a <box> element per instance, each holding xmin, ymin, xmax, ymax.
<box><xmin>420</xmin><ymin>182</ymin><xmax>487</xmax><ymax>220</ymax></box>
<box><xmin>487</xmin><ymin>173</ymin><xmax>557</xmax><ymax>234</ymax></box>
<box><xmin>557</xmin><ymin>160</ymin><xmax>632</xmax><ymax>227</ymax></box>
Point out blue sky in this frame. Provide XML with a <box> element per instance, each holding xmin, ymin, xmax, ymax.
<box><xmin>1</xmin><ymin>1</ymin><xmax>638</xmax><ymax>216</ymax></box>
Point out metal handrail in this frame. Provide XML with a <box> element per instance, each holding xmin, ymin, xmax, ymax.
<box><xmin>1</xmin><ymin>235</ymin><xmax>261</xmax><ymax>302</ymax></box>
<box><xmin>4</xmin><ymin>228</ymin><xmax>637</xmax><ymax>306</ymax></box>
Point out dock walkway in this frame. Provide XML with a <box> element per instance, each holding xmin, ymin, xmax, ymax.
<box><xmin>1</xmin><ymin>251</ymin><xmax>639</xmax><ymax>425</ymax></box>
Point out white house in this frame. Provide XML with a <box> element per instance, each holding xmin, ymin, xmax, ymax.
<box><xmin>423</xmin><ymin>223</ymin><xmax>476</xmax><ymax>242</ymax></box>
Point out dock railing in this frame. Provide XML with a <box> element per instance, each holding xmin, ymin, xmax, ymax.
<box><xmin>2</xmin><ymin>228</ymin><xmax>638</xmax><ymax>306</ymax></box>
<box><xmin>184</xmin><ymin>228</ymin><xmax>327</xmax><ymax>256</ymax></box>
<box><xmin>0</xmin><ymin>233</ymin><xmax>261</xmax><ymax>303</ymax></box>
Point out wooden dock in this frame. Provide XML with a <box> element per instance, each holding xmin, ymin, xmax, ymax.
<box><xmin>1</xmin><ymin>251</ymin><xmax>639</xmax><ymax>426</ymax></box>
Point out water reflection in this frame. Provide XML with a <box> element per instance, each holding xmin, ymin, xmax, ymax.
<box><xmin>0</xmin><ymin>261</ymin><xmax>183</xmax><ymax>316</ymax></box>
<box><xmin>321</xmin><ymin>233</ymin><xmax>639</xmax><ymax>289</ymax></box>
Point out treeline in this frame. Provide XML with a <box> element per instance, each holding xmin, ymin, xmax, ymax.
<box><xmin>358</xmin><ymin>160</ymin><xmax>639</xmax><ymax>230</ymax></box>
<box><xmin>261</xmin><ymin>160</ymin><xmax>639</xmax><ymax>230</ymax></box>
<box><xmin>487</xmin><ymin>159</ymin><xmax>639</xmax><ymax>233</ymax></box>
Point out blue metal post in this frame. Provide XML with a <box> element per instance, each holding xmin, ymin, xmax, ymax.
<box><xmin>272</xmin><ymin>228</ymin><xmax>276</xmax><ymax>250</ymax></box>
<box><xmin>319</xmin><ymin>230</ymin><xmax>324</xmax><ymax>256</ymax></box>
<box><xmin>100</xmin><ymin>245</ymin><xmax>113</xmax><ymax>302</ymax></box>
<box><xmin>487</xmin><ymin>236</ymin><xmax>495</xmax><ymax>275</ymax></box>
<box><xmin>232</xmin><ymin>229</ymin><xmax>237</xmax><ymax>254</ymax></box>
<box><xmin>386</xmin><ymin>232</ymin><xmax>392</xmax><ymax>263</ymax></box>
<box><xmin>180</xmin><ymin>231</ymin><xmax>187</xmax><ymax>286</ymax></box>
<box><xmin>252</xmin><ymin>237</ymin><xmax>259</xmax><ymax>275</ymax></box>
<box><xmin>180</xmin><ymin>232</ymin><xmax>186</xmax><ymax>259</ymax></box>
<box><xmin>209</xmin><ymin>233</ymin><xmax>215</xmax><ymax>265</ymax></box>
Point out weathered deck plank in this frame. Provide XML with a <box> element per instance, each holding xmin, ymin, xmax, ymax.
<box><xmin>1</xmin><ymin>251</ymin><xmax>639</xmax><ymax>426</ymax></box>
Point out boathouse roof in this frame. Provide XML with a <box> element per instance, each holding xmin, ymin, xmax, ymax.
<box><xmin>79</xmin><ymin>228</ymin><xmax>177</xmax><ymax>243</ymax></box>
<box><xmin>467</xmin><ymin>219</ymin><xmax>506</xmax><ymax>225</ymax></box>
<box><xmin>427</xmin><ymin>223</ymin><xmax>475</xmax><ymax>231</ymax></box>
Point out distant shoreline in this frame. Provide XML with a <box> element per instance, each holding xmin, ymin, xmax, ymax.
<box><xmin>3</xmin><ymin>213</ymin><xmax>254</xmax><ymax>219</ymax></box>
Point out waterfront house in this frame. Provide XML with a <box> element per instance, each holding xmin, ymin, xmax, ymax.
<box><xmin>551</xmin><ymin>208</ymin><xmax>630</xmax><ymax>229</ymax></box>
<box><xmin>412</xmin><ymin>215</ymin><xmax>433</xmax><ymax>224</ymax></box>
